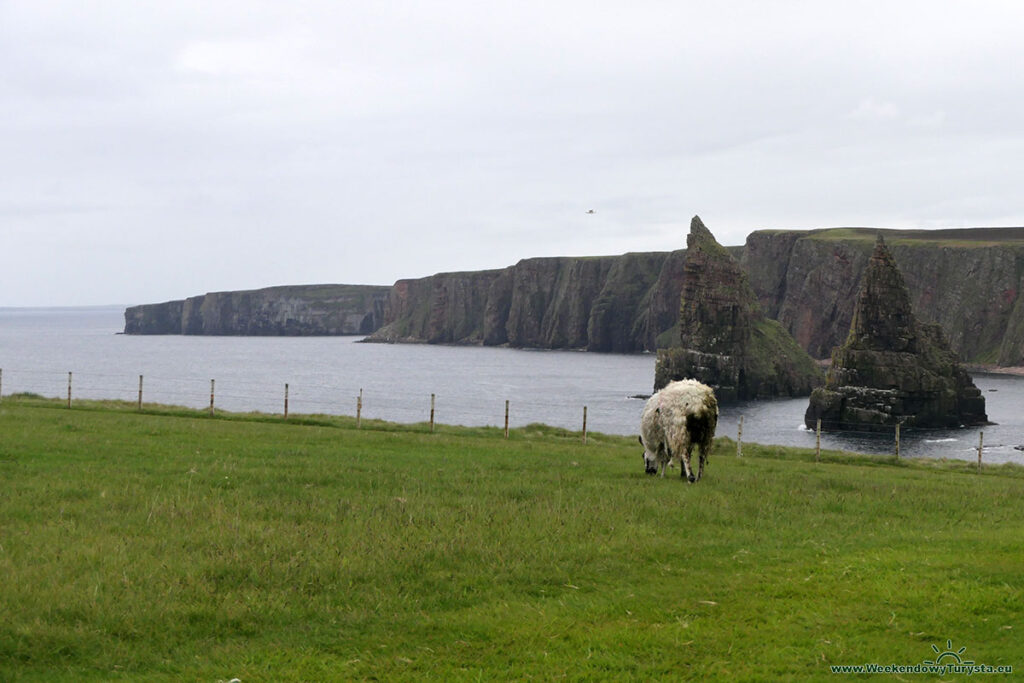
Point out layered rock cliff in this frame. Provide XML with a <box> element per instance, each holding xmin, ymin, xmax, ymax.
<box><xmin>368</xmin><ymin>227</ymin><xmax>1024</xmax><ymax>364</ymax></box>
<box><xmin>122</xmin><ymin>226</ymin><xmax>1024</xmax><ymax>368</ymax></box>
<box><xmin>654</xmin><ymin>217</ymin><xmax>823</xmax><ymax>399</ymax></box>
<box><xmin>366</xmin><ymin>253</ymin><xmax>683</xmax><ymax>351</ymax></box>
<box><xmin>805</xmin><ymin>236</ymin><xmax>987</xmax><ymax>430</ymax></box>
<box><xmin>124</xmin><ymin>284</ymin><xmax>389</xmax><ymax>335</ymax></box>
<box><xmin>744</xmin><ymin>227</ymin><xmax>1024</xmax><ymax>365</ymax></box>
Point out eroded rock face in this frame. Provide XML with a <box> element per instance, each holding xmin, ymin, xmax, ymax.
<box><xmin>369</xmin><ymin>270</ymin><xmax>507</xmax><ymax>344</ymax></box>
<box><xmin>505</xmin><ymin>257</ymin><xmax>616</xmax><ymax>348</ymax></box>
<box><xmin>124</xmin><ymin>226</ymin><xmax>1024</xmax><ymax>363</ymax></box>
<box><xmin>805</xmin><ymin>236</ymin><xmax>988</xmax><ymax>430</ymax></box>
<box><xmin>366</xmin><ymin>253</ymin><xmax>682</xmax><ymax>350</ymax></box>
<box><xmin>587</xmin><ymin>251</ymin><xmax>671</xmax><ymax>352</ymax></box>
<box><xmin>743</xmin><ymin>227</ymin><xmax>1024</xmax><ymax>365</ymax></box>
<box><xmin>654</xmin><ymin>217</ymin><xmax>823</xmax><ymax>400</ymax></box>
<box><xmin>124</xmin><ymin>285</ymin><xmax>389</xmax><ymax>335</ymax></box>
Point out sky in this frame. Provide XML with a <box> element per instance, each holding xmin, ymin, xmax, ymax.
<box><xmin>4</xmin><ymin>1</ymin><xmax>1024</xmax><ymax>306</ymax></box>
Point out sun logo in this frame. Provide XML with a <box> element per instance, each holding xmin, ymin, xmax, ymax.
<box><xmin>923</xmin><ymin>639</ymin><xmax>974</xmax><ymax>666</ymax></box>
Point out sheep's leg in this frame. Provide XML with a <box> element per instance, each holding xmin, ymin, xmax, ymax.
<box><xmin>696</xmin><ymin>442</ymin><xmax>709</xmax><ymax>482</ymax></box>
<box><xmin>680</xmin><ymin>437</ymin><xmax>696</xmax><ymax>482</ymax></box>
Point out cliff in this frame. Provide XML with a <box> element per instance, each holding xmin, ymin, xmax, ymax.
<box><xmin>124</xmin><ymin>284</ymin><xmax>390</xmax><ymax>335</ymax></box>
<box><xmin>366</xmin><ymin>269</ymin><xmax>507</xmax><ymax>345</ymax></box>
<box><xmin>805</xmin><ymin>236</ymin><xmax>987</xmax><ymax>430</ymax></box>
<box><xmin>653</xmin><ymin>217</ymin><xmax>823</xmax><ymax>399</ymax></box>
<box><xmin>122</xmin><ymin>227</ymin><xmax>1024</xmax><ymax>367</ymax></box>
<box><xmin>744</xmin><ymin>227</ymin><xmax>1024</xmax><ymax>365</ymax></box>
<box><xmin>368</xmin><ymin>228</ymin><xmax>1024</xmax><ymax>363</ymax></box>
<box><xmin>366</xmin><ymin>253</ymin><xmax>683</xmax><ymax>351</ymax></box>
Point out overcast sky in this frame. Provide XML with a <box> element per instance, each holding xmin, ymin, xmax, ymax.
<box><xmin>4</xmin><ymin>1</ymin><xmax>1024</xmax><ymax>306</ymax></box>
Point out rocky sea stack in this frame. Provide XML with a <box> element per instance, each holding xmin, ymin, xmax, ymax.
<box><xmin>805</xmin><ymin>235</ymin><xmax>988</xmax><ymax>430</ymax></box>
<box><xmin>655</xmin><ymin>216</ymin><xmax>823</xmax><ymax>400</ymax></box>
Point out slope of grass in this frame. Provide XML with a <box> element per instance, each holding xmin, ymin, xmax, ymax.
<box><xmin>1</xmin><ymin>399</ymin><xmax>1021</xmax><ymax>680</ymax></box>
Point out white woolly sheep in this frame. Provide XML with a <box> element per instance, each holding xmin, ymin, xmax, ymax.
<box><xmin>639</xmin><ymin>379</ymin><xmax>719</xmax><ymax>482</ymax></box>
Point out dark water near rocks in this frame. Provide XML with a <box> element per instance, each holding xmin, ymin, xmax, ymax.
<box><xmin>2</xmin><ymin>306</ymin><xmax>1022</xmax><ymax>465</ymax></box>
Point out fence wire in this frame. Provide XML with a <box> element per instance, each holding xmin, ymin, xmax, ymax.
<box><xmin>0</xmin><ymin>366</ymin><xmax>609</xmax><ymax>433</ymax></box>
<box><xmin>0</xmin><ymin>366</ymin><xmax>999</xmax><ymax>463</ymax></box>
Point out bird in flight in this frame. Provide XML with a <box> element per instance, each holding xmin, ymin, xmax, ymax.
<box><xmin>585</xmin><ymin>209</ymin><xmax>596</xmax><ymax>214</ymax></box>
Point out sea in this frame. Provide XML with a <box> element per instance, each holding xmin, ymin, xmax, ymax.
<box><xmin>2</xmin><ymin>306</ymin><xmax>1022</xmax><ymax>465</ymax></box>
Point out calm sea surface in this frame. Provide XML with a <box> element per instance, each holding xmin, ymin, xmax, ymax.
<box><xmin>2</xmin><ymin>306</ymin><xmax>1022</xmax><ymax>465</ymax></box>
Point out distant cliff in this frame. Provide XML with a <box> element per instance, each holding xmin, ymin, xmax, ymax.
<box><xmin>122</xmin><ymin>227</ymin><xmax>1024</xmax><ymax>367</ymax></box>
<box><xmin>362</xmin><ymin>227</ymin><xmax>1024</xmax><ymax>365</ymax></box>
<box><xmin>124</xmin><ymin>284</ymin><xmax>390</xmax><ymax>335</ymax></box>
<box><xmin>744</xmin><ymin>227</ymin><xmax>1024</xmax><ymax>366</ymax></box>
<box><xmin>365</xmin><ymin>252</ymin><xmax>686</xmax><ymax>351</ymax></box>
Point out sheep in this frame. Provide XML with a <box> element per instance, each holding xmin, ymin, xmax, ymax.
<box><xmin>639</xmin><ymin>379</ymin><xmax>719</xmax><ymax>482</ymax></box>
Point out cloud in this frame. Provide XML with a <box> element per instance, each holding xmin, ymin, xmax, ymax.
<box><xmin>848</xmin><ymin>97</ymin><xmax>901</xmax><ymax>122</ymax></box>
<box><xmin>909</xmin><ymin>111</ymin><xmax>947</xmax><ymax>130</ymax></box>
<box><xmin>4</xmin><ymin>1</ymin><xmax>1024</xmax><ymax>305</ymax></box>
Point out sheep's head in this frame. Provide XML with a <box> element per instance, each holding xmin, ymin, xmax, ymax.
<box><xmin>639</xmin><ymin>436</ymin><xmax>659</xmax><ymax>475</ymax></box>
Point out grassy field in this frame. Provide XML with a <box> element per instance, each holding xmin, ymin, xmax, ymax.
<box><xmin>1</xmin><ymin>398</ymin><xmax>1022</xmax><ymax>681</ymax></box>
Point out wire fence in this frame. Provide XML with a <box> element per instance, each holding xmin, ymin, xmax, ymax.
<box><xmin>0</xmin><ymin>366</ymin><xmax>602</xmax><ymax>438</ymax></box>
<box><xmin>0</xmin><ymin>365</ymin><xmax>1003</xmax><ymax>466</ymax></box>
<box><xmin>728</xmin><ymin>411</ymin><xmax>995</xmax><ymax>468</ymax></box>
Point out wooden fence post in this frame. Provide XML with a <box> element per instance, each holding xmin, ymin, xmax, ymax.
<box><xmin>209</xmin><ymin>379</ymin><xmax>215</xmax><ymax>416</ymax></box>
<box><xmin>504</xmin><ymin>399</ymin><xmax>510</xmax><ymax>439</ymax></box>
<box><xmin>582</xmin><ymin>406</ymin><xmax>588</xmax><ymax>445</ymax></box>
<box><xmin>284</xmin><ymin>383</ymin><xmax>289</xmax><ymax>419</ymax></box>
<box><xmin>138</xmin><ymin>375</ymin><xmax>143</xmax><ymax>411</ymax></box>
<box><xmin>737</xmin><ymin>415</ymin><xmax>743</xmax><ymax>457</ymax></box>
<box><xmin>977</xmin><ymin>431</ymin><xmax>984</xmax><ymax>470</ymax></box>
<box><xmin>67</xmin><ymin>372</ymin><xmax>72</xmax><ymax>408</ymax></box>
<box><xmin>815</xmin><ymin>418</ymin><xmax>821</xmax><ymax>462</ymax></box>
<box><xmin>356</xmin><ymin>389</ymin><xmax>363</xmax><ymax>428</ymax></box>
<box><xmin>895</xmin><ymin>423</ymin><xmax>900</xmax><ymax>459</ymax></box>
<box><xmin>430</xmin><ymin>393</ymin><xmax>435</xmax><ymax>433</ymax></box>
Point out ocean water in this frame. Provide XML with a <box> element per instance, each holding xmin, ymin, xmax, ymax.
<box><xmin>1</xmin><ymin>306</ymin><xmax>1022</xmax><ymax>465</ymax></box>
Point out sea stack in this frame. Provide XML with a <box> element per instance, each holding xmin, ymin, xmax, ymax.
<box><xmin>655</xmin><ymin>216</ymin><xmax>823</xmax><ymax>400</ymax></box>
<box><xmin>805</xmin><ymin>235</ymin><xmax>988</xmax><ymax>430</ymax></box>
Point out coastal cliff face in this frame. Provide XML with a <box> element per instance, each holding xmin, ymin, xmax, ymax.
<box><xmin>745</xmin><ymin>227</ymin><xmax>1024</xmax><ymax>365</ymax></box>
<box><xmin>124</xmin><ymin>284</ymin><xmax>389</xmax><ymax>335</ymax></box>
<box><xmin>123</xmin><ymin>227</ymin><xmax>1024</xmax><ymax>367</ymax></box>
<box><xmin>505</xmin><ymin>257</ymin><xmax>617</xmax><ymax>348</ymax></box>
<box><xmin>588</xmin><ymin>251</ymin><xmax>676</xmax><ymax>352</ymax></box>
<box><xmin>368</xmin><ymin>270</ymin><xmax>507</xmax><ymax>344</ymax></box>
<box><xmin>366</xmin><ymin>253</ymin><xmax>681</xmax><ymax>351</ymax></box>
<box><xmin>350</xmin><ymin>228</ymin><xmax>1024</xmax><ymax>365</ymax></box>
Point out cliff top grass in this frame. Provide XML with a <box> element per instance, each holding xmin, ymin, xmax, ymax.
<box><xmin>127</xmin><ymin>285</ymin><xmax>392</xmax><ymax>311</ymax></box>
<box><xmin>396</xmin><ymin>267</ymin><xmax>508</xmax><ymax>282</ymax></box>
<box><xmin>206</xmin><ymin>283</ymin><xmax>392</xmax><ymax>300</ymax></box>
<box><xmin>2</xmin><ymin>397</ymin><xmax>1022</xmax><ymax>681</ymax></box>
<box><xmin>752</xmin><ymin>226</ymin><xmax>1024</xmax><ymax>247</ymax></box>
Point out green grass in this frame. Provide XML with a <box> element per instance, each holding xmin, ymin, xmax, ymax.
<box><xmin>803</xmin><ymin>227</ymin><xmax>1024</xmax><ymax>248</ymax></box>
<box><xmin>1</xmin><ymin>398</ymin><xmax>1022</xmax><ymax>681</ymax></box>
